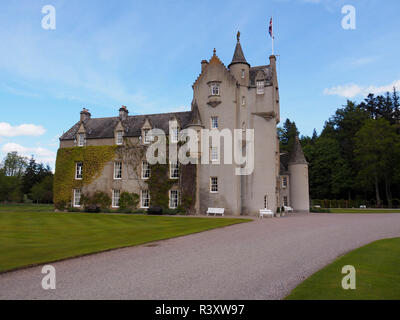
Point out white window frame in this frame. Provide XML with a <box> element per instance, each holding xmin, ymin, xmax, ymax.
<box><xmin>169</xmin><ymin>190</ymin><xmax>179</xmax><ymax>209</ymax></box>
<box><xmin>241</xmin><ymin>69</ymin><xmax>245</xmax><ymax>79</ymax></box>
<box><xmin>116</xmin><ymin>131</ymin><xmax>123</xmax><ymax>145</ymax></box>
<box><xmin>78</xmin><ymin>133</ymin><xmax>85</xmax><ymax>147</ymax></box>
<box><xmin>257</xmin><ymin>80</ymin><xmax>264</xmax><ymax>94</ymax></box>
<box><xmin>142</xmin><ymin>161</ymin><xmax>150</xmax><ymax>179</ymax></box>
<box><xmin>171</xmin><ymin>127</ymin><xmax>179</xmax><ymax>143</ymax></box>
<box><xmin>211</xmin><ymin>116</ymin><xmax>218</xmax><ymax>129</ymax></box>
<box><xmin>170</xmin><ymin>163</ymin><xmax>180</xmax><ymax>179</ymax></box>
<box><xmin>114</xmin><ymin>161</ymin><xmax>122</xmax><ymax>180</ymax></box>
<box><xmin>141</xmin><ymin>190</ymin><xmax>150</xmax><ymax>208</ymax></box>
<box><xmin>112</xmin><ymin>189</ymin><xmax>120</xmax><ymax>208</ymax></box>
<box><xmin>143</xmin><ymin>129</ymin><xmax>152</xmax><ymax>144</ymax></box>
<box><xmin>75</xmin><ymin>162</ymin><xmax>83</xmax><ymax>180</ymax></box>
<box><xmin>210</xmin><ymin>83</ymin><xmax>220</xmax><ymax>96</ymax></box>
<box><xmin>73</xmin><ymin>189</ymin><xmax>81</xmax><ymax>207</ymax></box>
<box><xmin>210</xmin><ymin>177</ymin><xmax>218</xmax><ymax>193</ymax></box>
<box><xmin>211</xmin><ymin>146</ymin><xmax>219</xmax><ymax>162</ymax></box>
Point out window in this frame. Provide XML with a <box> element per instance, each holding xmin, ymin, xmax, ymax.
<box><xmin>73</xmin><ymin>189</ymin><xmax>81</xmax><ymax>207</ymax></box>
<box><xmin>116</xmin><ymin>131</ymin><xmax>123</xmax><ymax>145</ymax></box>
<box><xmin>211</xmin><ymin>146</ymin><xmax>219</xmax><ymax>162</ymax></box>
<box><xmin>171</xmin><ymin>128</ymin><xmax>179</xmax><ymax>143</ymax></box>
<box><xmin>114</xmin><ymin>161</ymin><xmax>122</xmax><ymax>179</ymax></box>
<box><xmin>78</xmin><ymin>133</ymin><xmax>85</xmax><ymax>146</ymax></box>
<box><xmin>143</xmin><ymin>129</ymin><xmax>152</xmax><ymax>144</ymax></box>
<box><xmin>169</xmin><ymin>190</ymin><xmax>179</xmax><ymax>209</ymax></box>
<box><xmin>141</xmin><ymin>190</ymin><xmax>150</xmax><ymax>208</ymax></box>
<box><xmin>284</xmin><ymin>196</ymin><xmax>288</xmax><ymax>207</ymax></box>
<box><xmin>142</xmin><ymin>161</ymin><xmax>150</xmax><ymax>179</ymax></box>
<box><xmin>264</xmin><ymin>195</ymin><xmax>268</xmax><ymax>209</ymax></box>
<box><xmin>210</xmin><ymin>177</ymin><xmax>218</xmax><ymax>193</ymax></box>
<box><xmin>112</xmin><ymin>189</ymin><xmax>120</xmax><ymax>208</ymax></box>
<box><xmin>241</xmin><ymin>69</ymin><xmax>245</xmax><ymax>79</ymax></box>
<box><xmin>210</xmin><ymin>83</ymin><xmax>220</xmax><ymax>96</ymax></box>
<box><xmin>170</xmin><ymin>163</ymin><xmax>180</xmax><ymax>179</ymax></box>
<box><xmin>282</xmin><ymin>176</ymin><xmax>288</xmax><ymax>188</ymax></box>
<box><xmin>241</xmin><ymin>96</ymin><xmax>246</xmax><ymax>106</ymax></box>
<box><xmin>211</xmin><ymin>117</ymin><xmax>218</xmax><ymax>129</ymax></box>
<box><xmin>257</xmin><ymin>80</ymin><xmax>264</xmax><ymax>94</ymax></box>
<box><xmin>75</xmin><ymin>162</ymin><xmax>83</xmax><ymax>180</ymax></box>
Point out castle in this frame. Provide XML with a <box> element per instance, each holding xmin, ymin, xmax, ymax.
<box><xmin>58</xmin><ymin>32</ymin><xmax>310</xmax><ymax>215</ymax></box>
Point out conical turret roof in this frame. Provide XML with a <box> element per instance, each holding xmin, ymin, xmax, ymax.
<box><xmin>228</xmin><ymin>31</ymin><xmax>250</xmax><ymax>68</ymax></box>
<box><xmin>289</xmin><ymin>136</ymin><xmax>308</xmax><ymax>164</ymax></box>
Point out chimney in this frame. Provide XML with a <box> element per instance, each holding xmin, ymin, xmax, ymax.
<box><xmin>80</xmin><ymin>108</ymin><xmax>91</xmax><ymax>122</ymax></box>
<box><xmin>201</xmin><ymin>60</ymin><xmax>208</xmax><ymax>72</ymax></box>
<box><xmin>119</xmin><ymin>105</ymin><xmax>129</xmax><ymax>121</ymax></box>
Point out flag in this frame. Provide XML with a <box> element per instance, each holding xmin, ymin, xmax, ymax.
<box><xmin>268</xmin><ymin>17</ymin><xmax>273</xmax><ymax>38</ymax></box>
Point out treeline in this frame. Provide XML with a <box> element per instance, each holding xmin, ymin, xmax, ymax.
<box><xmin>0</xmin><ymin>152</ymin><xmax>53</xmax><ymax>203</ymax></box>
<box><xmin>279</xmin><ymin>88</ymin><xmax>400</xmax><ymax>207</ymax></box>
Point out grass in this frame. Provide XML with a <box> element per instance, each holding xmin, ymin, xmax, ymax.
<box><xmin>329</xmin><ymin>208</ymin><xmax>400</xmax><ymax>214</ymax></box>
<box><xmin>0</xmin><ymin>204</ymin><xmax>250</xmax><ymax>273</ymax></box>
<box><xmin>286</xmin><ymin>237</ymin><xmax>400</xmax><ymax>300</ymax></box>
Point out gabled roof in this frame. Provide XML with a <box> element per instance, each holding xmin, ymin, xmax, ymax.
<box><xmin>228</xmin><ymin>31</ymin><xmax>250</xmax><ymax>68</ymax></box>
<box><xmin>60</xmin><ymin>111</ymin><xmax>192</xmax><ymax>141</ymax></box>
<box><xmin>288</xmin><ymin>137</ymin><xmax>308</xmax><ymax>164</ymax></box>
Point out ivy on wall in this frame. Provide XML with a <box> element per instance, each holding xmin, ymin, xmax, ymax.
<box><xmin>147</xmin><ymin>163</ymin><xmax>177</xmax><ymax>209</ymax></box>
<box><xmin>53</xmin><ymin>146</ymin><xmax>117</xmax><ymax>209</ymax></box>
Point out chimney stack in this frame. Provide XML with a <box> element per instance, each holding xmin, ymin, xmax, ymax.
<box><xmin>80</xmin><ymin>108</ymin><xmax>91</xmax><ymax>122</ymax></box>
<box><xmin>119</xmin><ymin>105</ymin><xmax>129</xmax><ymax>121</ymax></box>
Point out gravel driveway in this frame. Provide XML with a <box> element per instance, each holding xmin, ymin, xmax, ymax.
<box><xmin>1</xmin><ymin>213</ymin><xmax>400</xmax><ymax>300</ymax></box>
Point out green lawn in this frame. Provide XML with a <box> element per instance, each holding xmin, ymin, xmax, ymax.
<box><xmin>0</xmin><ymin>205</ymin><xmax>250</xmax><ymax>273</ymax></box>
<box><xmin>286</xmin><ymin>237</ymin><xmax>400</xmax><ymax>300</ymax></box>
<box><xmin>329</xmin><ymin>208</ymin><xmax>400</xmax><ymax>214</ymax></box>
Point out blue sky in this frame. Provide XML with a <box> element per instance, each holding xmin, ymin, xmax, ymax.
<box><xmin>0</xmin><ymin>0</ymin><xmax>399</xmax><ymax>169</ymax></box>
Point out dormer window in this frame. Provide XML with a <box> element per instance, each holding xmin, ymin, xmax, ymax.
<box><xmin>210</xmin><ymin>83</ymin><xmax>220</xmax><ymax>96</ymax></box>
<box><xmin>257</xmin><ymin>80</ymin><xmax>265</xmax><ymax>94</ymax></box>
<box><xmin>171</xmin><ymin>128</ymin><xmax>179</xmax><ymax>143</ymax></box>
<box><xmin>116</xmin><ymin>131</ymin><xmax>123</xmax><ymax>145</ymax></box>
<box><xmin>143</xmin><ymin>129</ymin><xmax>152</xmax><ymax>144</ymax></box>
<box><xmin>78</xmin><ymin>133</ymin><xmax>85</xmax><ymax>146</ymax></box>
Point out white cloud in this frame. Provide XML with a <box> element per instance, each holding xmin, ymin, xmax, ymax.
<box><xmin>0</xmin><ymin>123</ymin><xmax>46</xmax><ymax>137</ymax></box>
<box><xmin>1</xmin><ymin>143</ymin><xmax>56</xmax><ymax>168</ymax></box>
<box><xmin>324</xmin><ymin>80</ymin><xmax>400</xmax><ymax>98</ymax></box>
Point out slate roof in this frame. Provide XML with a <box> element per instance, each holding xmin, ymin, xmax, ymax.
<box><xmin>249</xmin><ymin>65</ymin><xmax>273</xmax><ymax>87</ymax></box>
<box><xmin>288</xmin><ymin>137</ymin><xmax>308</xmax><ymax>164</ymax></box>
<box><xmin>60</xmin><ymin>111</ymin><xmax>193</xmax><ymax>141</ymax></box>
<box><xmin>229</xmin><ymin>41</ymin><xmax>250</xmax><ymax>68</ymax></box>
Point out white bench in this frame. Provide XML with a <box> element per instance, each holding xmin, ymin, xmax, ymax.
<box><xmin>284</xmin><ymin>206</ymin><xmax>294</xmax><ymax>213</ymax></box>
<box><xmin>207</xmin><ymin>208</ymin><xmax>225</xmax><ymax>216</ymax></box>
<box><xmin>259</xmin><ymin>209</ymin><xmax>274</xmax><ymax>218</ymax></box>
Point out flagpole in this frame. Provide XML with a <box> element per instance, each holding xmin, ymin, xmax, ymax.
<box><xmin>272</xmin><ymin>16</ymin><xmax>274</xmax><ymax>56</ymax></box>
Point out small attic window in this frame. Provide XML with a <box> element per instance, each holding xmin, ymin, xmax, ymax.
<box><xmin>210</xmin><ymin>83</ymin><xmax>220</xmax><ymax>96</ymax></box>
<box><xmin>257</xmin><ymin>80</ymin><xmax>264</xmax><ymax>94</ymax></box>
<box><xmin>77</xmin><ymin>133</ymin><xmax>85</xmax><ymax>147</ymax></box>
<box><xmin>116</xmin><ymin>131</ymin><xmax>123</xmax><ymax>145</ymax></box>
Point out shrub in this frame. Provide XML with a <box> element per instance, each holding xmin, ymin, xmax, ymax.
<box><xmin>84</xmin><ymin>204</ymin><xmax>100</xmax><ymax>213</ymax></box>
<box><xmin>67</xmin><ymin>207</ymin><xmax>81</xmax><ymax>212</ymax></box>
<box><xmin>119</xmin><ymin>192</ymin><xmax>139</xmax><ymax>210</ymax></box>
<box><xmin>55</xmin><ymin>200</ymin><xmax>67</xmax><ymax>211</ymax></box>
<box><xmin>310</xmin><ymin>207</ymin><xmax>331</xmax><ymax>213</ymax></box>
<box><xmin>147</xmin><ymin>206</ymin><xmax>163</xmax><ymax>215</ymax></box>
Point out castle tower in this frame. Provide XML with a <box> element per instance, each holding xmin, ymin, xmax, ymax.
<box><xmin>228</xmin><ymin>31</ymin><xmax>250</xmax><ymax>85</ymax></box>
<box><xmin>288</xmin><ymin>137</ymin><xmax>310</xmax><ymax>212</ymax></box>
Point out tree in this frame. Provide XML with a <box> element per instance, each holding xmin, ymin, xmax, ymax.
<box><xmin>22</xmin><ymin>157</ymin><xmax>52</xmax><ymax>196</ymax></box>
<box><xmin>1</xmin><ymin>152</ymin><xmax>28</xmax><ymax>177</ymax></box>
<box><xmin>279</xmin><ymin>119</ymin><xmax>299</xmax><ymax>153</ymax></box>
<box><xmin>30</xmin><ymin>175</ymin><xmax>53</xmax><ymax>203</ymax></box>
<box><xmin>354</xmin><ymin>118</ymin><xmax>400</xmax><ymax>207</ymax></box>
